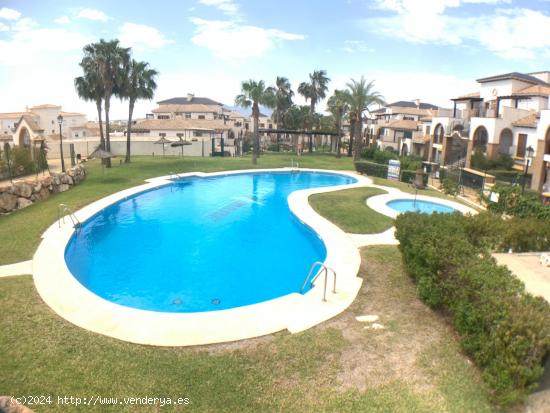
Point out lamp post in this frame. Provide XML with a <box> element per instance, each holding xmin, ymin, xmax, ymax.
<box><xmin>522</xmin><ymin>145</ymin><xmax>534</xmax><ymax>194</ymax></box>
<box><xmin>57</xmin><ymin>114</ymin><xmax>65</xmax><ymax>173</ymax></box>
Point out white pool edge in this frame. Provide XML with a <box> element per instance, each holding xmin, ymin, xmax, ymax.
<box><xmin>366</xmin><ymin>192</ymin><xmax>477</xmax><ymax>219</ymax></box>
<box><xmin>33</xmin><ymin>168</ymin><xmax>371</xmax><ymax>346</ymax></box>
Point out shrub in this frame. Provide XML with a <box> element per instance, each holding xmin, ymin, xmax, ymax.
<box><xmin>11</xmin><ymin>146</ymin><xmax>35</xmax><ymax>176</ymax></box>
<box><xmin>487</xmin><ymin>185</ymin><xmax>550</xmax><ymax>220</ymax></box>
<box><xmin>399</xmin><ymin>169</ymin><xmax>428</xmax><ymax>186</ymax></box>
<box><xmin>354</xmin><ymin>161</ymin><xmax>388</xmax><ymax>178</ymax></box>
<box><xmin>440</xmin><ymin>178</ymin><xmax>459</xmax><ymax>195</ymax></box>
<box><xmin>395</xmin><ymin>212</ymin><xmax>550</xmax><ymax>406</ymax></box>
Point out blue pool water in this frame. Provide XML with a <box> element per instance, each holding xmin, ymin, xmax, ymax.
<box><xmin>387</xmin><ymin>199</ymin><xmax>456</xmax><ymax>214</ymax></box>
<box><xmin>65</xmin><ymin>172</ymin><xmax>355</xmax><ymax>313</ymax></box>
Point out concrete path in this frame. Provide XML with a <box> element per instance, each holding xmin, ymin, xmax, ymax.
<box><xmin>348</xmin><ymin>227</ymin><xmax>399</xmax><ymax>247</ymax></box>
<box><xmin>493</xmin><ymin>253</ymin><xmax>550</xmax><ymax>303</ymax></box>
<box><xmin>0</xmin><ymin>260</ymin><xmax>33</xmax><ymax>277</ymax></box>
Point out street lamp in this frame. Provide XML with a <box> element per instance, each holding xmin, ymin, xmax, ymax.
<box><xmin>522</xmin><ymin>145</ymin><xmax>534</xmax><ymax>194</ymax></box>
<box><xmin>57</xmin><ymin>114</ymin><xmax>65</xmax><ymax>172</ymax></box>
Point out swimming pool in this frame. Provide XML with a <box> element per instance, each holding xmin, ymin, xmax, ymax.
<box><xmin>386</xmin><ymin>199</ymin><xmax>457</xmax><ymax>214</ymax></box>
<box><xmin>64</xmin><ymin>171</ymin><xmax>356</xmax><ymax>313</ymax></box>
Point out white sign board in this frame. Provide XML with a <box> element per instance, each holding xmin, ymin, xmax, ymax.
<box><xmin>387</xmin><ymin>159</ymin><xmax>401</xmax><ymax>181</ymax></box>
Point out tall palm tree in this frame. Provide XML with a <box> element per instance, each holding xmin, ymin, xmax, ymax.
<box><xmin>327</xmin><ymin>89</ymin><xmax>350</xmax><ymax>158</ymax></box>
<box><xmin>272</xmin><ymin>76</ymin><xmax>293</xmax><ymax>151</ymax></box>
<box><xmin>74</xmin><ymin>68</ymin><xmax>105</xmax><ymax>157</ymax></box>
<box><xmin>346</xmin><ymin>77</ymin><xmax>385</xmax><ymax>160</ymax></box>
<box><xmin>298</xmin><ymin>70</ymin><xmax>330</xmax><ymax>152</ymax></box>
<box><xmin>119</xmin><ymin>60</ymin><xmax>158</xmax><ymax>163</ymax></box>
<box><xmin>235</xmin><ymin>80</ymin><xmax>275</xmax><ymax>164</ymax></box>
<box><xmin>81</xmin><ymin>39</ymin><xmax>130</xmax><ymax>167</ymax></box>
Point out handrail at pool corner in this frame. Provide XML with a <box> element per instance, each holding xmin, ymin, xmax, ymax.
<box><xmin>57</xmin><ymin>203</ymin><xmax>81</xmax><ymax>230</ymax></box>
<box><xmin>301</xmin><ymin>261</ymin><xmax>337</xmax><ymax>302</ymax></box>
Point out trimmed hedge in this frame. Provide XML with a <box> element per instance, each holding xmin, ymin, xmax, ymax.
<box><xmin>354</xmin><ymin>161</ymin><xmax>388</xmax><ymax>178</ymax></box>
<box><xmin>487</xmin><ymin>185</ymin><xmax>550</xmax><ymax>220</ymax></box>
<box><xmin>395</xmin><ymin>212</ymin><xmax>550</xmax><ymax>406</ymax></box>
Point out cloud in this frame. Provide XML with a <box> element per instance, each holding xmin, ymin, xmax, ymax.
<box><xmin>77</xmin><ymin>8</ymin><xmax>109</xmax><ymax>22</ymax></box>
<box><xmin>118</xmin><ymin>22</ymin><xmax>174</xmax><ymax>50</ymax></box>
<box><xmin>190</xmin><ymin>18</ymin><xmax>305</xmax><ymax>60</ymax></box>
<box><xmin>366</xmin><ymin>1</ymin><xmax>550</xmax><ymax>60</ymax></box>
<box><xmin>55</xmin><ymin>16</ymin><xmax>71</xmax><ymax>24</ymax></box>
<box><xmin>343</xmin><ymin>40</ymin><xmax>375</xmax><ymax>53</ymax></box>
<box><xmin>0</xmin><ymin>7</ymin><xmax>21</xmax><ymax>20</ymax></box>
<box><xmin>0</xmin><ymin>22</ymin><xmax>8</xmax><ymax>32</ymax></box>
<box><xmin>199</xmin><ymin>0</ymin><xmax>239</xmax><ymax>16</ymax></box>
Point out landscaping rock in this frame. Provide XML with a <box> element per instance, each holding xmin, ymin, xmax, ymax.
<box><xmin>33</xmin><ymin>182</ymin><xmax>42</xmax><ymax>193</ymax></box>
<box><xmin>11</xmin><ymin>183</ymin><xmax>32</xmax><ymax>198</ymax></box>
<box><xmin>0</xmin><ymin>192</ymin><xmax>18</xmax><ymax>212</ymax></box>
<box><xmin>57</xmin><ymin>184</ymin><xmax>70</xmax><ymax>193</ymax></box>
<box><xmin>17</xmin><ymin>197</ymin><xmax>32</xmax><ymax>209</ymax></box>
<box><xmin>0</xmin><ymin>396</ymin><xmax>36</xmax><ymax>412</ymax></box>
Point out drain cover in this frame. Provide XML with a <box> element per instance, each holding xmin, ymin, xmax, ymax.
<box><xmin>211</xmin><ymin>298</ymin><xmax>221</xmax><ymax>305</ymax></box>
<box><xmin>172</xmin><ymin>298</ymin><xmax>183</xmax><ymax>305</ymax></box>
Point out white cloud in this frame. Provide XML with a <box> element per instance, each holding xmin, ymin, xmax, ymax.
<box><xmin>55</xmin><ymin>16</ymin><xmax>71</xmax><ymax>24</ymax></box>
<box><xmin>199</xmin><ymin>0</ymin><xmax>239</xmax><ymax>16</ymax></box>
<box><xmin>190</xmin><ymin>18</ymin><xmax>305</xmax><ymax>60</ymax></box>
<box><xmin>77</xmin><ymin>8</ymin><xmax>109</xmax><ymax>22</ymax></box>
<box><xmin>118</xmin><ymin>22</ymin><xmax>174</xmax><ymax>50</ymax></box>
<box><xmin>343</xmin><ymin>40</ymin><xmax>375</xmax><ymax>53</ymax></box>
<box><xmin>367</xmin><ymin>1</ymin><xmax>550</xmax><ymax>60</ymax></box>
<box><xmin>0</xmin><ymin>22</ymin><xmax>8</xmax><ymax>31</ymax></box>
<box><xmin>0</xmin><ymin>7</ymin><xmax>21</xmax><ymax>20</ymax></box>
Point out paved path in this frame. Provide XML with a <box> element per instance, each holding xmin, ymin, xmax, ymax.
<box><xmin>348</xmin><ymin>227</ymin><xmax>399</xmax><ymax>247</ymax></box>
<box><xmin>0</xmin><ymin>260</ymin><xmax>33</xmax><ymax>277</ymax></box>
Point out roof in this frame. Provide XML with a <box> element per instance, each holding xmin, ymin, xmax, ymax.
<box><xmin>225</xmin><ymin>111</ymin><xmax>246</xmax><ymax>119</ymax></box>
<box><xmin>157</xmin><ymin>97</ymin><xmax>223</xmax><ymax>106</ymax></box>
<box><xmin>386</xmin><ymin>119</ymin><xmax>419</xmax><ymax>130</ymax></box>
<box><xmin>30</xmin><ymin>104</ymin><xmax>61</xmax><ymax>109</ymax></box>
<box><xmin>476</xmin><ymin>72</ymin><xmax>550</xmax><ymax>86</ymax></box>
<box><xmin>452</xmin><ymin>92</ymin><xmax>481</xmax><ymax>100</ymax></box>
<box><xmin>60</xmin><ymin>111</ymin><xmax>85</xmax><ymax>117</ymax></box>
<box><xmin>0</xmin><ymin>112</ymin><xmax>27</xmax><ymax>120</ymax></box>
<box><xmin>133</xmin><ymin>118</ymin><xmax>230</xmax><ymax>131</ymax></box>
<box><xmin>19</xmin><ymin>115</ymin><xmax>43</xmax><ymax>132</ymax></box>
<box><xmin>513</xmin><ymin>85</ymin><xmax>550</xmax><ymax>97</ymax></box>
<box><xmin>388</xmin><ymin>106</ymin><xmax>433</xmax><ymax>116</ymax></box>
<box><xmin>512</xmin><ymin>112</ymin><xmax>540</xmax><ymax>128</ymax></box>
<box><xmin>152</xmin><ymin>104</ymin><xmax>218</xmax><ymax>113</ymax></box>
<box><xmin>387</xmin><ymin>101</ymin><xmax>439</xmax><ymax>110</ymax></box>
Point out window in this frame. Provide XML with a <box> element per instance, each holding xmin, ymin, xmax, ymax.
<box><xmin>198</xmin><ymin>115</ymin><xmax>205</xmax><ymax>120</ymax></box>
<box><xmin>83</xmin><ymin>131</ymin><xmax>86</xmax><ymax>137</ymax></box>
<box><xmin>193</xmin><ymin>131</ymin><xmax>203</xmax><ymax>137</ymax></box>
<box><xmin>159</xmin><ymin>133</ymin><xmax>166</xmax><ymax>137</ymax></box>
<box><xmin>52</xmin><ymin>129</ymin><xmax>55</xmax><ymax>133</ymax></box>
<box><xmin>268</xmin><ymin>124</ymin><xmax>273</xmax><ymax>129</ymax></box>
<box><xmin>404</xmin><ymin>116</ymin><xmax>414</xmax><ymax>121</ymax></box>
<box><xmin>51</xmin><ymin>120</ymin><xmax>54</xmax><ymax>124</ymax></box>
<box><xmin>235</xmin><ymin>121</ymin><xmax>242</xmax><ymax>127</ymax></box>
<box><xmin>426</xmin><ymin>125</ymin><xmax>431</xmax><ymax>136</ymax></box>
<box><xmin>185</xmin><ymin>113</ymin><xmax>191</xmax><ymax>119</ymax></box>
<box><xmin>75</xmin><ymin>133</ymin><xmax>79</xmax><ymax>138</ymax></box>
<box><xmin>260</xmin><ymin>123</ymin><xmax>265</xmax><ymax>128</ymax></box>
<box><xmin>157</xmin><ymin>115</ymin><xmax>169</xmax><ymax>120</ymax></box>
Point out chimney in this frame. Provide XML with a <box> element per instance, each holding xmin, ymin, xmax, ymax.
<box><xmin>187</xmin><ymin>93</ymin><xmax>194</xmax><ymax>102</ymax></box>
<box><xmin>414</xmin><ymin>99</ymin><xmax>420</xmax><ymax>108</ymax></box>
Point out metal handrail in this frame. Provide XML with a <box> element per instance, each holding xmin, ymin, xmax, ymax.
<box><xmin>300</xmin><ymin>261</ymin><xmax>337</xmax><ymax>302</ymax></box>
<box><xmin>57</xmin><ymin>203</ymin><xmax>81</xmax><ymax>230</ymax></box>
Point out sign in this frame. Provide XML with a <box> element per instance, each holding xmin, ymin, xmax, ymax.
<box><xmin>387</xmin><ymin>159</ymin><xmax>401</xmax><ymax>181</ymax></box>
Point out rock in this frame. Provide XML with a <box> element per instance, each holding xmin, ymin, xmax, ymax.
<box><xmin>11</xmin><ymin>183</ymin><xmax>32</xmax><ymax>198</ymax></box>
<box><xmin>356</xmin><ymin>315</ymin><xmax>379</xmax><ymax>323</ymax></box>
<box><xmin>57</xmin><ymin>184</ymin><xmax>70</xmax><ymax>192</ymax></box>
<box><xmin>17</xmin><ymin>197</ymin><xmax>33</xmax><ymax>209</ymax></box>
<box><xmin>0</xmin><ymin>192</ymin><xmax>18</xmax><ymax>212</ymax></box>
<box><xmin>33</xmin><ymin>182</ymin><xmax>42</xmax><ymax>193</ymax></box>
<box><xmin>0</xmin><ymin>395</ymin><xmax>36</xmax><ymax>412</ymax></box>
<box><xmin>39</xmin><ymin>187</ymin><xmax>49</xmax><ymax>200</ymax></box>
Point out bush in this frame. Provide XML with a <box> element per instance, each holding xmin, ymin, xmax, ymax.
<box><xmin>11</xmin><ymin>146</ymin><xmax>35</xmax><ymax>176</ymax></box>
<box><xmin>440</xmin><ymin>178</ymin><xmax>459</xmax><ymax>195</ymax></box>
<box><xmin>487</xmin><ymin>185</ymin><xmax>550</xmax><ymax>220</ymax></box>
<box><xmin>395</xmin><ymin>212</ymin><xmax>550</xmax><ymax>406</ymax></box>
<box><xmin>471</xmin><ymin>149</ymin><xmax>515</xmax><ymax>171</ymax></box>
<box><xmin>354</xmin><ymin>161</ymin><xmax>388</xmax><ymax>178</ymax></box>
<box><xmin>399</xmin><ymin>169</ymin><xmax>428</xmax><ymax>186</ymax></box>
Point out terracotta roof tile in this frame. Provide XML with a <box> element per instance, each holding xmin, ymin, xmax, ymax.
<box><xmin>134</xmin><ymin>118</ymin><xmax>230</xmax><ymax>131</ymax></box>
<box><xmin>512</xmin><ymin>112</ymin><xmax>539</xmax><ymax>128</ymax></box>
<box><xmin>152</xmin><ymin>104</ymin><xmax>219</xmax><ymax>113</ymax></box>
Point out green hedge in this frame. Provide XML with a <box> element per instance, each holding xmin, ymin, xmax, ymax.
<box><xmin>395</xmin><ymin>212</ymin><xmax>550</xmax><ymax>406</ymax></box>
<box><xmin>354</xmin><ymin>161</ymin><xmax>388</xmax><ymax>178</ymax></box>
<box><xmin>399</xmin><ymin>170</ymin><xmax>428</xmax><ymax>186</ymax></box>
<box><xmin>487</xmin><ymin>185</ymin><xmax>550</xmax><ymax>220</ymax></box>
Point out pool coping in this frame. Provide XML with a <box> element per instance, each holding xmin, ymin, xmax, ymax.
<box><xmin>366</xmin><ymin>192</ymin><xmax>477</xmax><ymax>219</ymax></box>
<box><xmin>33</xmin><ymin>168</ymin><xmax>371</xmax><ymax>346</ymax></box>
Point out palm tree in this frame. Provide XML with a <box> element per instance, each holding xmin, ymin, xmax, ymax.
<box><xmin>235</xmin><ymin>80</ymin><xmax>275</xmax><ymax>164</ymax></box>
<box><xmin>81</xmin><ymin>39</ymin><xmax>130</xmax><ymax>167</ymax></box>
<box><xmin>74</xmin><ymin>68</ymin><xmax>105</xmax><ymax>158</ymax></box>
<box><xmin>298</xmin><ymin>70</ymin><xmax>330</xmax><ymax>152</ymax></box>
<box><xmin>272</xmin><ymin>76</ymin><xmax>293</xmax><ymax>151</ymax></box>
<box><xmin>327</xmin><ymin>89</ymin><xmax>350</xmax><ymax>158</ymax></box>
<box><xmin>346</xmin><ymin>77</ymin><xmax>385</xmax><ymax>160</ymax></box>
<box><xmin>119</xmin><ymin>60</ymin><xmax>158</xmax><ymax>163</ymax></box>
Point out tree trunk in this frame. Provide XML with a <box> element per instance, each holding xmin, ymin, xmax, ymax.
<box><xmin>252</xmin><ymin>104</ymin><xmax>259</xmax><ymax>165</ymax></box>
<box><xmin>104</xmin><ymin>96</ymin><xmax>112</xmax><ymax>168</ymax></box>
<box><xmin>354</xmin><ymin>116</ymin><xmax>363</xmax><ymax>161</ymax></box>
<box><xmin>96</xmin><ymin>100</ymin><xmax>105</xmax><ymax>154</ymax></box>
<box><xmin>336</xmin><ymin>117</ymin><xmax>342</xmax><ymax>159</ymax></box>
<box><xmin>125</xmin><ymin>100</ymin><xmax>134</xmax><ymax>163</ymax></box>
<box><xmin>309</xmin><ymin>101</ymin><xmax>315</xmax><ymax>153</ymax></box>
<box><xmin>348</xmin><ymin>119</ymin><xmax>355</xmax><ymax>157</ymax></box>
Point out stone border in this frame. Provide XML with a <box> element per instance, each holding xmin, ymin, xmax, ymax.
<box><xmin>33</xmin><ymin>168</ymin><xmax>371</xmax><ymax>346</ymax></box>
<box><xmin>366</xmin><ymin>192</ymin><xmax>477</xmax><ymax>219</ymax></box>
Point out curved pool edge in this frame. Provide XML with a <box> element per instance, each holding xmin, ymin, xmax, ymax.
<box><xmin>33</xmin><ymin>168</ymin><xmax>371</xmax><ymax>346</ymax></box>
<box><xmin>366</xmin><ymin>192</ymin><xmax>478</xmax><ymax>219</ymax></box>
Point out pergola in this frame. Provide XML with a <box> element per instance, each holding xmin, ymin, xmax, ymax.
<box><xmin>257</xmin><ymin>128</ymin><xmax>339</xmax><ymax>153</ymax></box>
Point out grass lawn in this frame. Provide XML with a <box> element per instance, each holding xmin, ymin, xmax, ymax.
<box><xmin>0</xmin><ymin>153</ymin><xmax>354</xmax><ymax>265</ymax></box>
<box><xmin>309</xmin><ymin>187</ymin><xmax>393</xmax><ymax>234</ymax></box>
<box><xmin>0</xmin><ymin>246</ymin><xmax>493</xmax><ymax>412</ymax></box>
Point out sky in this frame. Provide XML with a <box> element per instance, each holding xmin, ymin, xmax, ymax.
<box><xmin>1</xmin><ymin>0</ymin><xmax>549</xmax><ymax>120</ymax></box>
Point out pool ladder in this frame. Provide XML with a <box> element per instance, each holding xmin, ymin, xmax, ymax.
<box><xmin>300</xmin><ymin>261</ymin><xmax>337</xmax><ymax>302</ymax></box>
<box><xmin>57</xmin><ymin>203</ymin><xmax>81</xmax><ymax>231</ymax></box>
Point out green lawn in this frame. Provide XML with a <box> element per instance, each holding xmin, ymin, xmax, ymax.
<box><xmin>0</xmin><ymin>246</ymin><xmax>493</xmax><ymax>412</ymax></box>
<box><xmin>309</xmin><ymin>187</ymin><xmax>393</xmax><ymax>234</ymax></box>
<box><xmin>0</xmin><ymin>153</ymin><xmax>354</xmax><ymax>265</ymax></box>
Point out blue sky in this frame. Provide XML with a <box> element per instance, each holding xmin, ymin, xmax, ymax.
<box><xmin>1</xmin><ymin>0</ymin><xmax>549</xmax><ymax>119</ymax></box>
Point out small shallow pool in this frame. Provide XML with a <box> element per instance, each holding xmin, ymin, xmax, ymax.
<box><xmin>387</xmin><ymin>199</ymin><xmax>457</xmax><ymax>214</ymax></box>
